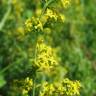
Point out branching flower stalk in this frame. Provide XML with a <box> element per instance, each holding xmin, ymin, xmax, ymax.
<box><xmin>1</xmin><ymin>0</ymin><xmax>81</xmax><ymax>96</ymax></box>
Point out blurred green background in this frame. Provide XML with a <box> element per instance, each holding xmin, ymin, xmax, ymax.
<box><xmin>0</xmin><ymin>0</ymin><xmax>96</xmax><ymax>96</ymax></box>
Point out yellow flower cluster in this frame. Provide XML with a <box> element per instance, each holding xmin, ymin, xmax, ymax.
<box><xmin>25</xmin><ymin>8</ymin><xmax>65</xmax><ymax>33</ymax></box>
<box><xmin>45</xmin><ymin>8</ymin><xmax>58</xmax><ymax>21</ymax></box>
<box><xmin>40</xmin><ymin>78</ymin><xmax>81</xmax><ymax>96</ymax></box>
<box><xmin>62</xmin><ymin>78</ymin><xmax>81</xmax><ymax>96</ymax></box>
<box><xmin>22</xmin><ymin>77</ymin><xmax>33</xmax><ymax>95</ymax></box>
<box><xmin>40</xmin><ymin>82</ymin><xmax>55</xmax><ymax>96</ymax></box>
<box><xmin>12</xmin><ymin>77</ymin><xmax>33</xmax><ymax>95</ymax></box>
<box><xmin>35</xmin><ymin>41</ymin><xmax>58</xmax><ymax>71</ymax></box>
<box><xmin>60</xmin><ymin>0</ymin><xmax>71</xmax><ymax>8</ymax></box>
<box><xmin>44</xmin><ymin>8</ymin><xmax>65</xmax><ymax>22</ymax></box>
<box><xmin>25</xmin><ymin>17</ymin><xmax>43</xmax><ymax>32</ymax></box>
<box><xmin>12</xmin><ymin>0</ymin><xmax>23</xmax><ymax>17</ymax></box>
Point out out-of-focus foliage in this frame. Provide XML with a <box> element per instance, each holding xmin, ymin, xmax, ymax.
<box><xmin>0</xmin><ymin>0</ymin><xmax>96</xmax><ymax>96</ymax></box>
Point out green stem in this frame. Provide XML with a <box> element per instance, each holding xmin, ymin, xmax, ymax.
<box><xmin>32</xmin><ymin>70</ymin><xmax>37</xmax><ymax>96</ymax></box>
<box><xmin>33</xmin><ymin>78</ymin><xmax>36</xmax><ymax>96</ymax></box>
<box><xmin>0</xmin><ymin>64</ymin><xmax>13</xmax><ymax>74</ymax></box>
<box><xmin>32</xmin><ymin>37</ymin><xmax>38</xmax><ymax>96</ymax></box>
<box><xmin>0</xmin><ymin>0</ymin><xmax>12</xmax><ymax>31</ymax></box>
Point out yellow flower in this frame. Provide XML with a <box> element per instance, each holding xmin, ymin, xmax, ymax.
<box><xmin>40</xmin><ymin>82</ymin><xmax>55</xmax><ymax>96</ymax></box>
<box><xmin>62</xmin><ymin>78</ymin><xmax>81</xmax><ymax>95</ymax></box>
<box><xmin>22</xmin><ymin>89</ymin><xmax>28</xmax><ymax>95</ymax></box>
<box><xmin>25</xmin><ymin>18</ymin><xmax>32</xmax><ymax>32</ymax></box>
<box><xmin>17</xmin><ymin>27</ymin><xmax>24</xmax><ymax>35</ymax></box>
<box><xmin>35</xmin><ymin>41</ymin><xmax>58</xmax><ymax>71</ymax></box>
<box><xmin>39</xmin><ymin>79</ymin><xmax>81</xmax><ymax>96</ymax></box>
<box><xmin>59</xmin><ymin>14</ymin><xmax>66</xmax><ymax>22</ymax></box>
<box><xmin>34</xmin><ymin>20</ymin><xmax>43</xmax><ymax>30</ymax></box>
<box><xmin>25</xmin><ymin>77</ymin><xmax>33</xmax><ymax>86</ymax></box>
<box><xmin>45</xmin><ymin>8</ymin><xmax>58</xmax><ymax>21</ymax></box>
<box><xmin>25</xmin><ymin>17</ymin><xmax>43</xmax><ymax>32</ymax></box>
<box><xmin>61</xmin><ymin>0</ymin><xmax>71</xmax><ymax>8</ymax></box>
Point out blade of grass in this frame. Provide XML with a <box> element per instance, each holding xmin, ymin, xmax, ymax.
<box><xmin>0</xmin><ymin>0</ymin><xmax>12</xmax><ymax>31</ymax></box>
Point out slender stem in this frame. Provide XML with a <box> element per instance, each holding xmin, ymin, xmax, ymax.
<box><xmin>0</xmin><ymin>58</ymin><xmax>21</xmax><ymax>74</ymax></box>
<box><xmin>0</xmin><ymin>0</ymin><xmax>12</xmax><ymax>31</ymax></box>
<box><xmin>33</xmin><ymin>78</ymin><xmax>36</xmax><ymax>96</ymax></box>
<box><xmin>0</xmin><ymin>64</ymin><xmax>13</xmax><ymax>74</ymax></box>
<box><xmin>32</xmin><ymin>35</ymin><xmax>38</xmax><ymax>96</ymax></box>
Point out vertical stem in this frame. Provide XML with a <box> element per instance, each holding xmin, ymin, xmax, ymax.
<box><xmin>32</xmin><ymin>35</ymin><xmax>38</xmax><ymax>96</ymax></box>
<box><xmin>33</xmin><ymin>77</ymin><xmax>36</xmax><ymax>96</ymax></box>
<box><xmin>32</xmin><ymin>0</ymin><xmax>55</xmax><ymax>93</ymax></box>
